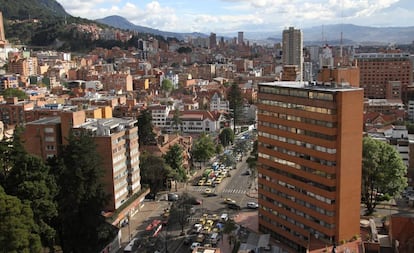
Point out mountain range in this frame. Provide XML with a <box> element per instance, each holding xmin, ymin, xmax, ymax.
<box><xmin>97</xmin><ymin>15</ymin><xmax>414</xmax><ymax>45</ymax></box>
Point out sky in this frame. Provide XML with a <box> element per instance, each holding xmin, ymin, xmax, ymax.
<box><xmin>55</xmin><ymin>0</ymin><xmax>414</xmax><ymax>34</ymax></box>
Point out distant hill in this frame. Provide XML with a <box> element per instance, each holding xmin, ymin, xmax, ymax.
<box><xmin>96</xmin><ymin>15</ymin><xmax>207</xmax><ymax>40</ymax></box>
<box><xmin>98</xmin><ymin>15</ymin><xmax>414</xmax><ymax>45</ymax></box>
<box><xmin>0</xmin><ymin>0</ymin><xmax>69</xmax><ymax>19</ymax></box>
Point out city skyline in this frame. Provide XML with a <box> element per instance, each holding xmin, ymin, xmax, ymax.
<box><xmin>56</xmin><ymin>0</ymin><xmax>414</xmax><ymax>34</ymax></box>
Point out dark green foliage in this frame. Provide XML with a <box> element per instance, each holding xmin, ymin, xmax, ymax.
<box><xmin>219</xmin><ymin>128</ymin><xmax>234</xmax><ymax>147</ymax></box>
<box><xmin>0</xmin><ymin>185</ymin><xmax>42</xmax><ymax>253</ymax></box>
<box><xmin>140</xmin><ymin>152</ymin><xmax>173</xmax><ymax>193</ymax></box>
<box><xmin>0</xmin><ymin>0</ymin><xmax>68</xmax><ymax>20</ymax></box>
<box><xmin>362</xmin><ymin>137</ymin><xmax>408</xmax><ymax>214</ymax></box>
<box><xmin>0</xmin><ymin>128</ymin><xmax>57</xmax><ymax>251</ymax></box>
<box><xmin>163</xmin><ymin>144</ymin><xmax>187</xmax><ymax>182</ymax></box>
<box><xmin>191</xmin><ymin>133</ymin><xmax>216</xmax><ymax>164</ymax></box>
<box><xmin>49</xmin><ymin>131</ymin><xmax>110</xmax><ymax>253</ymax></box>
<box><xmin>1</xmin><ymin>88</ymin><xmax>28</xmax><ymax>100</ymax></box>
<box><xmin>137</xmin><ymin>109</ymin><xmax>156</xmax><ymax>146</ymax></box>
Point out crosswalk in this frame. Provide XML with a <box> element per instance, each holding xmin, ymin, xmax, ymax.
<box><xmin>189</xmin><ymin>186</ymin><xmax>247</xmax><ymax>195</ymax></box>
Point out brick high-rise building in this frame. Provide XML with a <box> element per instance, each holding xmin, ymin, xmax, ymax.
<box><xmin>282</xmin><ymin>27</ymin><xmax>303</xmax><ymax>81</ymax></box>
<box><xmin>355</xmin><ymin>52</ymin><xmax>412</xmax><ymax>101</ymax></box>
<box><xmin>257</xmin><ymin>81</ymin><xmax>363</xmax><ymax>252</ymax></box>
<box><xmin>22</xmin><ymin>111</ymin><xmax>144</xmax><ymax>226</ymax></box>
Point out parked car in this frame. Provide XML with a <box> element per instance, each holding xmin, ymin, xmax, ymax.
<box><xmin>247</xmin><ymin>201</ymin><xmax>259</xmax><ymax>209</ymax></box>
<box><xmin>227</xmin><ymin>203</ymin><xmax>241</xmax><ymax>210</ymax></box>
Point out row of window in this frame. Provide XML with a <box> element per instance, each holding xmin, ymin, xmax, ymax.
<box><xmin>259</xmin><ymin>121</ymin><xmax>337</xmax><ymax>141</ymax></box>
<box><xmin>261</xmin><ymin>192</ymin><xmax>335</xmax><ymax>229</ymax></box>
<box><xmin>259</xmin><ymin>162</ymin><xmax>336</xmax><ymax>193</ymax></box>
<box><xmin>263</xmin><ymin>181</ymin><xmax>335</xmax><ymax>217</ymax></box>
<box><xmin>259</xmin><ymin>86</ymin><xmax>334</xmax><ymax>101</ymax></box>
<box><xmin>258</xmin><ymin>109</ymin><xmax>336</xmax><ymax>128</ymax></box>
<box><xmin>259</xmin><ymin>99</ymin><xmax>335</xmax><ymax>115</ymax></box>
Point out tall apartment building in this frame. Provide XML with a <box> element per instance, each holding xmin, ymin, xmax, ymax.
<box><xmin>355</xmin><ymin>53</ymin><xmax>412</xmax><ymax>101</ymax></box>
<box><xmin>209</xmin><ymin>33</ymin><xmax>217</xmax><ymax>49</ymax></box>
<box><xmin>22</xmin><ymin>111</ymin><xmax>143</xmax><ymax>222</ymax></box>
<box><xmin>257</xmin><ymin>81</ymin><xmax>363</xmax><ymax>252</ymax></box>
<box><xmin>282</xmin><ymin>27</ymin><xmax>303</xmax><ymax>81</ymax></box>
<box><xmin>238</xmin><ymin>31</ymin><xmax>244</xmax><ymax>45</ymax></box>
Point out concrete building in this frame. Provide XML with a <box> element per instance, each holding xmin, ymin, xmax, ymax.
<box><xmin>209</xmin><ymin>33</ymin><xmax>217</xmax><ymax>49</ymax></box>
<box><xmin>282</xmin><ymin>27</ymin><xmax>303</xmax><ymax>81</ymax></box>
<box><xmin>0</xmin><ymin>11</ymin><xmax>5</xmax><ymax>46</ymax></box>
<box><xmin>257</xmin><ymin>81</ymin><xmax>364</xmax><ymax>252</ymax></box>
<box><xmin>355</xmin><ymin>53</ymin><xmax>412</xmax><ymax>101</ymax></box>
<box><xmin>238</xmin><ymin>31</ymin><xmax>244</xmax><ymax>45</ymax></box>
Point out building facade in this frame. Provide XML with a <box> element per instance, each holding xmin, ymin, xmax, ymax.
<box><xmin>282</xmin><ymin>27</ymin><xmax>303</xmax><ymax>81</ymax></box>
<box><xmin>355</xmin><ymin>53</ymin><xmax>412</xmax><ymax>101</ymax></box>
<box><xmin>257</xmin><ymin>81</ymin><xmax>363</xmax><ymax>252</ymax></box>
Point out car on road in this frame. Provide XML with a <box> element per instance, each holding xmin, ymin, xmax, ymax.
<box><xmin>227</xmin><ymin>203</ymin><xmax>241</xmax><ymax>210</ymax></box>
<box><xmin>190</xmin><ymin>242</ymin><xmax>201</xmax><ymax>250</ymax></box>
<box><xmin>247</xmin><ymin>201</ymin><xmax>259</xmax><ymax>209</ymax></box>
<box><xmin>224</xmin><ymin>198</ymin><xmax>236</xmax><ymax>204</ymax></box>
<box><xmin>204</xmin><ymin>188</ymin><xmax>212</xmax><ymax>194</ymax></box>
<box><xmin>206</xmin><ymin>192</ymin><xmax>218</xmax><ymax>197</ymax></box>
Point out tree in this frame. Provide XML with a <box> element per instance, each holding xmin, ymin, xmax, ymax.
<box><xmin>140</xmin><ymin>152</ymin><xmax>174</xmax><ymax>193</ymax></box>
<box><xmin>191</xmin><ymin>133</ymin><xmax>216</xmax><ymax>168</ymax></box>
<box><xmin>171</xmin><ymin>108</ymin><xmax>182</xmax><ymax>133</ymax></box>
<box><xmin>362</xmin><ymin>137</ymin><xmax>408</xmax><ymax>214</ymax></box>
<box><xmin>137</xmin><ymin>109</ymin><xmax>156</xmax><ymax>146</ymax></box>
<box><xmin>0</xmin><ymin>185</ymin><xmax>42</xmax><ymax>253</ymax></box>
<box><xmin>0</xmin><ymin>128</ymin><xmax>57</xmax><ymax>251</ymax></box>
<box><xmin>168</xmin><ymin>193</ymin><xmax>193</xmax><ymax>234</ymax></box>
<box><xmin>216</xmin><ymin>144</ymin><xmax>223</xmax><ymax>155</ymax></box>
<box><xmin>1</xmin><ymin>88</ymin><xmax>28</xmax><ymax>100</ymax></box>
<box><xmin>163</xmin><ymin>144</ymin><xmax>187</xmax><ymax>182</ymax></box>
<box><xmin>161</xmin><ymin>79</ymin><xmax>173</xmax><ymax>97</ymax></box>
<box><xmin>219</xmin><ymin>128</ymin><xmax>234</xmax><ymax>147</ymax></box>
<box><xmin>227</xmin><ymin>84</ymin><xmax>244</xmax><ymax>131</ymax></box>
<box><xmin>50</xmin><ymin>131</ymin><xmax>110</xmax><ymax>253</ymax></box>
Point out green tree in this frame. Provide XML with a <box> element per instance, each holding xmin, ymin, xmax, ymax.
<box><xmin>0</xmin><ymin>185</ymin><xmax>42</xmax><ymax>253</ymax></box>
<box><xmin>140</xmin><ymin>152</ymin><xmax>174</xmax><ymax>193</ymax></box>
<box><xmin>216</xmin><ymin>144</ymin><xmax>223</xmax><ymax>155</ymax></box>
<box><xmin>168</xmin><ymin>193</ymin><xmax>193</xmax><ymax>234</ymax></box>
<box><xmin>219</xmin><ymin>128</ymin><xmax>234</xmax><ymax>147</ymax></box>
<box><xmin>192</xmin><ymin>133</ymin><xmax>216</xmax><ymax>169</ymax></box>
<box><xmin>163</xmin><ymin>144</ymin><xmax>187</xmax><ymax>182</ymax></box>
<box><xmin>50</xmin><ymin>131</ymin><xmax>110</xmax><ymax>253</ymax></box>
<box><xmin>0</xmin><ymin>128</ymin><xmax>57</xmax><ymax>251</ymax></box>
<box><xmin>137</xmin><ymin>109</ymin><xmax>156</xmax><ymax>146</ymax></box>
<box><xmin>1</xmin><ymin>88</ymin><xmax>28</xmax><ymax>100</ymax></box>
<box><xmin>227</xmin><ymin>84</ymin><xmax>244</xmax><ymax>131</ymax></box>
<box><xmin>161</xmin><ymin>79</ymin><xmax>173</xmax><ymax>97</ymax></box>
<box><xmin>171</xmin><ymin>108</ymin><xmax>182</xmax><ymax>133</ymax></box>
<box><xmin>362</xmin><ymin>137</ymin><xmax>408</xmax><ymax>215</ymax></box>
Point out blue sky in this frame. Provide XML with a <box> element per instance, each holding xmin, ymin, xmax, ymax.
<box><xmin>56</xmin><ymin>0</ymin><xmax>414</xmax><ymax>34</ymax></box>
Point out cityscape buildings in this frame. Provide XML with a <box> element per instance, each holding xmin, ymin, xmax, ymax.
<box><xmin>257</xmin><ymin>81</ymin><xmax>364</xmax><ymax>252</ymax></box>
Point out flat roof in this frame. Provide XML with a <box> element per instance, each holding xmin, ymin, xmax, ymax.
<box><xmin>27</xmin><ymin>117</ymin><xmax>61</xmax><ymax>125</ymax></box>
<box><xmin>259</xmin><ymin>81</ymin><xmax>362</xmax><ymax>92</ymax></box>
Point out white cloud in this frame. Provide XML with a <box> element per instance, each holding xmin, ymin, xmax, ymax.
<box><xmin>56</xmin><ymin>0</ymin><xmax>408</xmax><ymax>33</ymax></box>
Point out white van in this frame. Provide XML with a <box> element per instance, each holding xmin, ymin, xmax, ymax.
<box><xmin>220</xmin><ymin>213</ymin><xmax>228</xmax><ymax>221</ymax></box>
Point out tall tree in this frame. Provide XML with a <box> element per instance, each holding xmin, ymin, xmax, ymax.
<box><xmin>171</xmin><ymin>108</ymin><xmax>182</xmax><ymax>133</ymax></box>
<box><xmin>168</xmin><ymin>193</ymin><xmax>193</xmax><ymax>234</ymax></box>
<box><xmin>227</xmin><ymin>84</ymin><xmax>244</xmax><ymax>131</ymax></box>
<box><xmin>161</xmin><ymin>79</ymin><xmax>173</xmax><ymax>97</ymax></box>
<box><xmin>137</xmin><ymin>109</ymin><xmax>156</xmax><ymax>146</ymax></box>
<box><xmin>140</xmin><ymin>152</ymin><xmax>174</xmax><ymax>193</ymax></box>
<box><xmin>362</xmin><ymin>137</ymin><xmax>407</xmax><ymax>214</ymax></box>
<box><xmin>50</xmin><ymin>131</ymin><xmax>110</xmax><ymax>253</ymax></box>
<box><xmin>163</xmin><ymin>144</ymin><xmax>187</xmax><ymax>182</ymax></box>
<box><xmin>0</xmin><ymin>128</ymin><xmax>57</xmax><ymax>251</ymax></box>
<box><xmin>1</xmin><ymin>88</ymin><xmax>28</xmax><ymax>100</ymax></box>
<box><xmin>219</xmin><ymin>128</ymin><xmax>234</xmax><ymax>147</ymax></box>
<box><xmin>191</xmin><ymin>133</ymin><xmax>216</xmax><ymax>169</ymax></box>
<box><xmin>0</xmin><ymin>185</ymin><xmax>42</xmax><ymax>253</ymax></box>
